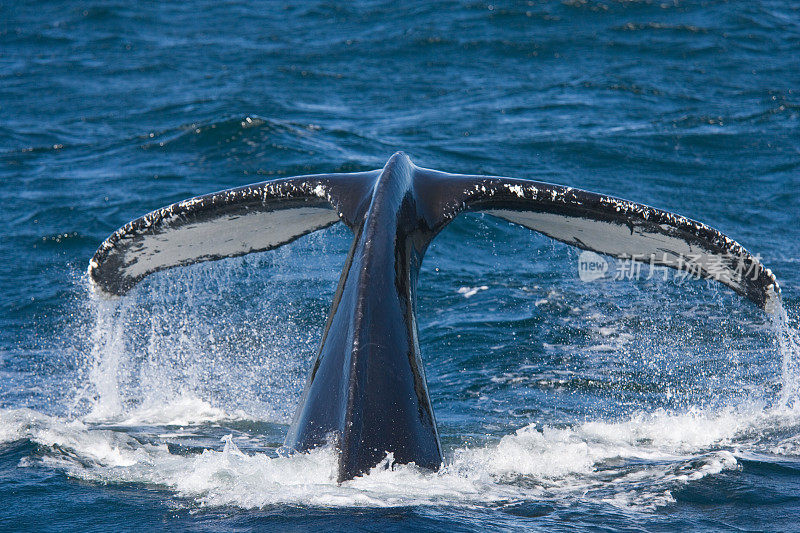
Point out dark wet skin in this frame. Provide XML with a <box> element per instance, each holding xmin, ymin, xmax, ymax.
<box><xmin>284</xmin><ymin>152</ymin><xmax>444</xmax><ymax>482</ymax></box>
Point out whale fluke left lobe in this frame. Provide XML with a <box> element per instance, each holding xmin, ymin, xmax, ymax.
<box><xmin>88</xmin><ymin>170</ymin><xmax>379</xmax><ymax>296</ymax></box>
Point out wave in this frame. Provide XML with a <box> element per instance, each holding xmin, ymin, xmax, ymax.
<box><xmin>2</xmin><ymin>400</ymin><xmax>799</xmax><ymax>512</ymax></box>
<box><xmin>84</xmin><ymin>396</ymin><xmax>235</xmax><ymax>427</ymax></box>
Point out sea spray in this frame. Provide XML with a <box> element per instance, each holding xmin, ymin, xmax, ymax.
<box><xmin>85</xmin><ymin>291</ymin><xmax>130</xmax><ymax>420</ymax></box>
<box><xmin>71</xmin><ymin>248</ymin><xmax>335</xmax><ymax>425</ymax></box>
<box><xmin>773</xmin><ymin>302</ymin><xmax>800</xmax><ymax>409</ymax></box>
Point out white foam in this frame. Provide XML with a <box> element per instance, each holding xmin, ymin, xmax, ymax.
<box><xmin>89</xmin><ymin>396</ymin><xmax>234</xmax><ymax>426</ymax></box>
<box><xmin>0</xmin><ymin>409</ymin><xmax>49</xmax><ymax>444</ymax></box>
<box><xmin>3</xmin><ymin>401</ymin><xmax>798</xmax><ymax>511</ymax></box>
<box><xmin>458</xmin><ymin>285</ymin><xmax>488</xmax><ymax>298</ymax></box>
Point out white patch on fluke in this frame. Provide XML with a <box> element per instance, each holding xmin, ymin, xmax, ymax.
<box><xmin>505</xmin><ymin>184</ymin><xmax>526</xmax><ymax>198</ymax></box>
<box><xmin>112</xmin><ymin>207</ymin><xmax>339</xmax><ymax>282</ymax></box>
<box><xmin>485</xmin><ymin>208</ymin><xmax>769</xmax><ymax>301</ymax></box>
<box><xmin>312</xmin><ymin>184</ymin><xmax>327</xmax><ymax>199</ymax></box>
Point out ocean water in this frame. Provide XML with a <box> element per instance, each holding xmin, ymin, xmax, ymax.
<box><xmin>2</xmin><ymin>1</ymin><xmax>799</xmax><ymax>531</ymax></box>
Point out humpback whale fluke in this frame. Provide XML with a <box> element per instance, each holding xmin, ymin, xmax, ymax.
<box><xmin>88</xmin><ymin>152</ymin><xmax>781</xmax><ymax>481</ymax></box>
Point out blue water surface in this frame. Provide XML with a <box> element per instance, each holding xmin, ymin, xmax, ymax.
<box><xmin>2</xmin><ymin>1</ymin><xmax>800</xmax><ymax>531</ymax></box>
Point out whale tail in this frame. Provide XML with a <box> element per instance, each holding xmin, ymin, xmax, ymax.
<box><xmin>89</xmin><ymin>152</ymin><xmax>780</xmax><ymax>481</ymax></box>
<box><xmin>89</xmin><ymin>155</ymin><xmax>779</xmax><ymax>310</ymax></box>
